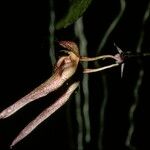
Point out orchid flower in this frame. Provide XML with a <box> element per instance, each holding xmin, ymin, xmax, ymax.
<box><xmin>0</xmin><ymin>41</ymin><xmax>122</xmax><ymax>148</ymax></box>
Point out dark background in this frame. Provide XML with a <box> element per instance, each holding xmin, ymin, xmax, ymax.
<box><xmin>0</xmin><ymin>0</ymin><xmax>150</xmax><ymax>150</ymax></box>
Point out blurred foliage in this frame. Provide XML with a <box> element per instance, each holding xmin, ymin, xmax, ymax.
<box><xmin>55</xmin><ymin>0</ymin><xmax>93</xmax><ymax>29</ymax></box>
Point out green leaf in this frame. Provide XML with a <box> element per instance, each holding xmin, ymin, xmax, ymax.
<box><xmin>55</xmin><ymin>0</ymin><xmax>93</xmax><ymax>30</ymax></box>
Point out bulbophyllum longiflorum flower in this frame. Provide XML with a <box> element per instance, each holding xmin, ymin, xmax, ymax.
<box><xmin>0</xmin><ymin>41</ymin><xmax>124</xmax><ymax>148</ymax></box>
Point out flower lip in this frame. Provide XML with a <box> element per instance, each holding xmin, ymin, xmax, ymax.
<box><xmin>58</xmin><ymin>41</ymin><xmax>80</xmax><ymax>57</ymax></box>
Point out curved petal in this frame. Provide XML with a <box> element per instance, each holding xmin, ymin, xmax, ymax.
<box><xmin>0</xmin><ymin>54</ymin><xmax>79</xmax><ymax>119</ymax></box>
<box><xmin>10</xmin><ymin>82</ymin><xmax>79</xmax><ymax>148</ymax></box>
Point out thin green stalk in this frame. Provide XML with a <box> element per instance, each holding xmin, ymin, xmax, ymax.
<box><xmin>125</xmin><ymin>2</ymin><xmax>150</xmax><ymax>149</ymax></box>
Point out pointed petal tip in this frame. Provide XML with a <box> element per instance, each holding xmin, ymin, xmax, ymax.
<box><xmin>0</xmin><ymin>112</ymin><xmax>5</xmax><ymax>119</ymax></box>
<box><xmin>0</xmin><ymin>110</ymin><xmax>10</xmax><ymax>119</ymax></box>
<box><xmin>120</xmin><ymin>63</ymin><xmax>125</xmax><ymax>78</ymax></box>
<box><xmin>113</xmin><ymin>42</ymin><xmax>117</xmax><ymax>47</ymax></box>
<box><xmin>10</xmin><ymin>139</ymin><xmax>18</xmax><ymax>149</ymax></box>
<box><xmin>10</xmin><ymin>142</ymin><xmax>14</xmax><ymax>148</ymax></box>
<box><xmin>10</xmin><ymin>145</ymin><xmax>13</xmax><ymax>149</ymax></box>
